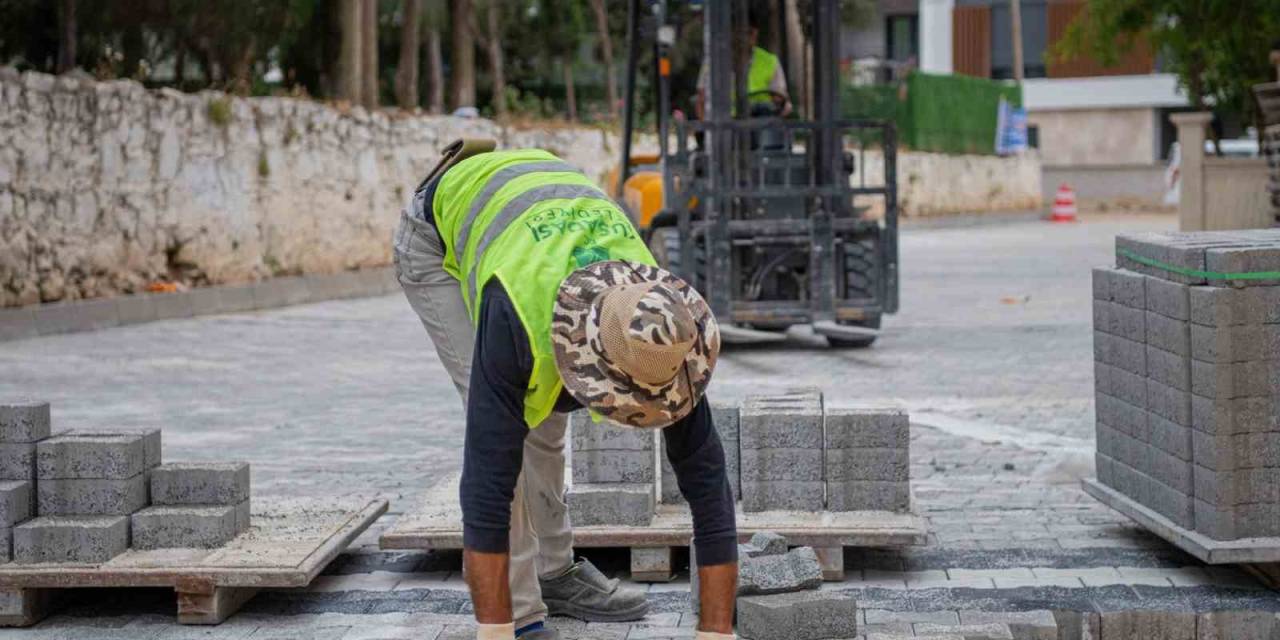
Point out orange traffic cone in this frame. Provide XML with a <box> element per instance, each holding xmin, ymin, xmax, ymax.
<box><xmin>1050</xmin><ymin>183</ymin><xmax>1079</xmax><ymax>223</ymax></box>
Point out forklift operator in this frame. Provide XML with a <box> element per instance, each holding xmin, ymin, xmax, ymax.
<box><xmin>393</xmin><ymin>140</ymin><xmax>740</xmax><ymax>640</ymax></box>
<box><xmin>694</xmin><ymin>15</ymin><xmax>791</xmax><ymax>120</ymax></box>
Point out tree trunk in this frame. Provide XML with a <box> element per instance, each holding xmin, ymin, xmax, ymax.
<box><xmin>230</xmin><ymin>37</ymin><xmax>256</xmax><ymax>94</ymax></box>
<box><xmin>174</xmin><ymin>46</ymin><xmax>186</xmax><ymax>86</ymax></box>
<box><xmin>563</xmin><ymin>56</ymin><xmax>577</xmax><ymax>122</ymax></box>
<box><xmin>483</xmin><ymin>1</ymin><xmax>506</xmax><ymax>117</ymax></box>
<box><xmin>396</xmin><ymin>0</ymin><xmax>421</xmax><ymax>109</ymax></box>
<box><xmin>56</xmin><ymin>0</ymin><xmax>76</xmax><ymax>73</ymax></box>
<box><xmin>425</xmin><ymin>26</ymin><xmax>445</xmax><ymax>113</ymax></box>
<box><xmin>589</xmin><ymin>0</ymin><xmax>617</xmax><ymax>119</ymax></box>
<box><xmin>361</xmin><ymin>0</ymin><xmax>379</xmax><ymax>108</ymax></box>
<box><xmin>783</xmin><ymin>0</ymin><xmax>807</xmax><ymax>117</ymax></box>
<box><xmin>337</xmin><ymin>0</ymin><xmax>363</xmax><ymax>102</ymax></box>
<box><xmin>450</xmin><ymin>0</ymin><xmax>476</xmax><ymax>109</ymax></box>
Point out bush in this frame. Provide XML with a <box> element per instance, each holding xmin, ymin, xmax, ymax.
<box><xmin>842</xmin><ymin>72</ymin><xmax>1022</xmax><ymax>155</ymax></box>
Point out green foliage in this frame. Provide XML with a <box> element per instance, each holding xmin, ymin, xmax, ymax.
<box><xmin>207</xmin><ymin>97</ymin><xmax>233</xmax><ymax>126</ymax></box>
<box><xmin>1053</xmin><ymin>0</ymin><xmax>1280</xmax><ymax>127</ymax></box>
<box><xmin>257</xmin><ymin>150</ymin><xmax>270</xmax><ymax>178</ymax></box>
<box><xmin>843</xmin><ymin>72</ymin><xmax>1022</xmax><ymax>155</ymax></box>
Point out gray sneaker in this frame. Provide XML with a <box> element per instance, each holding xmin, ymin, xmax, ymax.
<box><xmin>539</xmin><ymin>559</ymin><xmax>650</xmax><ymax>622</ymax></box>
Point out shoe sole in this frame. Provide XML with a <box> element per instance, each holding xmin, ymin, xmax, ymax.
<box><xmin>542</xmin><ymin>598</ymin><xmax>650</xmax><ymax>622</ymax></box>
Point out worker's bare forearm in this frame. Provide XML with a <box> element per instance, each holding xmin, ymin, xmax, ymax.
<box><xmin>464</xmin><ymin>548</ymin><xmax>513</xmax><ymax>624</ymax></box>
<box><xmin>697</xmin><ymin>561</ymin><xmax>738</xmax><ymax>634</ymax></box>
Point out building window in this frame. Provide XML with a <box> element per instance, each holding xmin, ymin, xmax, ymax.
<box><xmin>886</xmin><ymin>14</ymin><xmax>919</xmax><ymax>63</ymax></box>
<box><xmin>990</xmin><ymin>2</ymin><xmax>1047</xmax><ymax>79</ymax></box>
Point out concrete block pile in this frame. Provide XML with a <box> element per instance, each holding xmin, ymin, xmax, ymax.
<box><xmin>566</xmin><ymin>411</ymin><xmax>655</xmax><ymax>527</ymax></box>
<box><xmin>0</xmin><ymin>399</ymin><xmax>252</xmax><ymax>564</ymax></box>
<box><xmin>691</xmin><ymin>531</ymin><xmax>856</xmax><ymax>639</ymax></box>
<box><xmin>1094</xmin><ymin>230</ymin><xmax>1280</xmax><ymax>540</ymax></box>
<box><xmin>568</xmin><ymin>392</ymin><xmax>912</xmax><ymax>524</ymax></box>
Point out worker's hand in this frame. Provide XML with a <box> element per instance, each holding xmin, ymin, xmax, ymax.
<box><xmin>476</xmin><ymin>622</ymin><xmax>516</xmax><ymax>640</ymax></box>
<box><xmin>696</xmin><ymin>561</ymin><xmax>738</xmax><ymax>635</ymax></box>
<box><xmin>464</xmin><ymin>549</ymin><xmax>513</xmax><ymax>627</ymax></box>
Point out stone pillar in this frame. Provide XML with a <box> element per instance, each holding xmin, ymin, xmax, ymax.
<box><xmin>1171</xmin><ymin>112</ymin><xmax>1212</xmax><ymax>231</ymax></box>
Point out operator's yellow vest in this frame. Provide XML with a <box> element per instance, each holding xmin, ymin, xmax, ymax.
<box><xmin>747</xmin><ymin>46</ymin><xmax>780</xmax><ymax>104</ymax></box>
<box><xmin>433</xmin><ymin>149</ymin><xmax>657</xmax><ymax>428</ymax></box>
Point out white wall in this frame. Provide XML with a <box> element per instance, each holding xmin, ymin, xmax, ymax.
<box><xmin>918</xmin><ymin>0</ymin><xmax>954</xmax><ymax>74</ymax></box>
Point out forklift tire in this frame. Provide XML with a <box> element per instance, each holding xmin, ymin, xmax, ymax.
<box><xmin>825</xmin><ymin>314</ymin><xmax>881</xmax><ymax>349</ymax></box>
<box><xmin>648</xmin><ymin>227</ymin><xmax>704</xmax><ymax>289</ymax></box>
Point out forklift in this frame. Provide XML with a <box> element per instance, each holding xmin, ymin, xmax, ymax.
<box><xmin>614</xmin><ymin>0</ymin><xmax>899</xmax><ymax>347</ymax></box>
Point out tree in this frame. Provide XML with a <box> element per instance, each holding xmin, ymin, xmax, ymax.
<box><xmin>535</xmin><ymin>0</ymin><xmax>586</xmax><ymax>121</ymax></box>
<box><xmin>56</xmin><ymin>0</ymin><xmax>76</xmax><ymax>73</ymax></box>
<box><xmin>472</xmin><ymin>0</ymin><xmax>507</xmax><ymax>117</ymax></box>
<box><xmin>1055</xmin><ymin>0</ymin><xmax>1280</xmax><ymax>133</ymax></box>
<box><xmin>395</xmin><ymin>0</ymin><xmax>421</xmax><ymax>109</ymax></box>
<box><xmin>589</xmin><ymin>0</ymin><xmax>617</xmax><ymax>119</ymax></box>
<box><xmin>337</xmin><ymin>0</ymin><xmax>363</xmax><ymax>102</ymax></box>
<box><xmin>360</xmin><ymin>0</ymin><xmax>378</xmax><ymax>108</ymax></box>
<box><xmin>423</xmin><ymin>0</ymin><xmax>447</xmax><ymax>113</ymax></box>
<box><xmin>450</xmin><ymin>0</ymin><xmax>476</xmax><ymax>109</ymax></box>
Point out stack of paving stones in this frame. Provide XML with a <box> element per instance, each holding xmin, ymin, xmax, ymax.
<box><xmin>740</xmin><ymin>390</ymin><xmax>826</xmax><ymax>512</ymax></box>
<box><xmin>132</xmin><ymin>463</ymin><xmax>251</xmax><ymax>549</ymax></box>
<box><xmin>0</xmin><ymin>398</ymin><xmax>252</xmax><ymax>564</ymax></box>
<box><xmin>825</xmin><ymin>406</ymin><xmax>911</xmax><ymax>512</ymax></box>
<box><xmin>690</xmin><ymin>531</ymin><xmax>824</xmax><ymax>616</ymax></box>
<box><xmin>1094</xmin><ymin>229</ymin><xmax>1280</xmax><ymax>540</ymax></box>
<box><xmin>566</xmin><ymin>411</ymin><xmax>655</xmax><ymax>527</ymax></box>
<box><xmin>660</xmin><ymin>403</ymin><xmax>740</xmax><ymax>505</ymax></box>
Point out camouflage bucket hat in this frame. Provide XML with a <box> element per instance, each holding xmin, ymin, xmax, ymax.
<box><xmin>551</xmin><ymin>260</ymin><xmax>720</xmax><ymax>429</ymax></box>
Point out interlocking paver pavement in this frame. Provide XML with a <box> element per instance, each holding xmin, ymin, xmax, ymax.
<box><xmin>8</xmin><ymin>214</ymin><xmax>1280</xmax><ymax>638</ymax></box>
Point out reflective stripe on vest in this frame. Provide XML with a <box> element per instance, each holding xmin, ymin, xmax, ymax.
<box><xmin>465</xmin><ymin>182</ymin><xmax>606</xmax><ymax>306</ymax></box>
<box><xmin>453</xmin><ymin>160</ymin><xmax>577</xmax><ymax>274</ymax></box>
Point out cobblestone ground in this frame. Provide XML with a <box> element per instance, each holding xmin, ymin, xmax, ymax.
<box><xmin>6</xmin><ymin>213</ymin><xmax>1277</xmax><ymax>639</ymax></box>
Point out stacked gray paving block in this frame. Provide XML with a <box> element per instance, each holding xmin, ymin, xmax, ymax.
<box><xmin>13</xmin><ymin>515</ymin><xmax>130</xmax><ymax>564</ymax></box>
<box><xmin>133</xmin><ymin>462</ymin><xmax>251</xmax><ymax>549</ymax></box>
<box><xmin>740</xmin><ymin>389</ymin><xmax>825</xmax><ymax>512</ymax></box>
<box><xmin>1096</xmin><ymin>230</ymin><xmax>1280</xmax><ymax>541</ymax></box>
<box><xmin>736</xmin><ymin>590</ymin><xmax>857</xmax><ymax>640</ymax></box>
<box><xmin>0</xmin><ymin>400</ymin><xmax>47</xmax><ymax>561</ymax></box>
<box><xmin>567</xmin><ymin>411</ymin><xmax>655</xmax><ymax>527</ymax></box>
<box><xmin>661</xmin><ymin>403</ymin><xmax>740</xmax><ymax>504</ymax></box>
<box><xmin>824</xmin><ymin>406</ymin><xmax>910</xmax><ymax>512</ymax></box>
<box><xmin>36</xmin><ymin>432</ymin><xmax>150</xmax><ymax>516</ymax></box>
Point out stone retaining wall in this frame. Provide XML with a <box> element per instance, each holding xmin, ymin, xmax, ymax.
<box><xmin>1</xmin><ymin>69</ymin><xmax>1042</xmax><ymax>307</ymax></box>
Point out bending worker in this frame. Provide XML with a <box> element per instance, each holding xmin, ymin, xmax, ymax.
<box><xmin>393</xmin><ymin>139</ymin><xmax>739</xmax><ymax>640</ymax></box>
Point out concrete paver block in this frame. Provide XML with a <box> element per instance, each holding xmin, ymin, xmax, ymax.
<box><xmin>1094</xmin><ymin>331</ymin><xmax>1146</xmax><ymax>375</ymax></box>
<box><xmin>1192</xmin><ymin>431</ymin><xmax>1280</xmax><ymax>472</ymax></box>
<box><xmin>1190</xmin><ymin>286</ymin><xmax>1271</xmax><ymax>327</ymax></box>
<box><xmin>914</xmin><ymin>623</ymin><xmax>1014</xmax><ymax>639</ymax></box>
<box><xmin>1115</xmin><ymin>233</ymin><xmax>1210</xmax><ymax>285</ymax></box>
<box><xmin>570</xmin><ymin>411</ymin><xmax>654</xmax><ymax>451</ymax></box>
<box><xmin>0</xmin><ymin>480</ymin><xmax>32</xmax><ymax>525</ymax></box>
<box><xmin>572</xmin><ymin>450</ymin><xmax>653</xmax><ymax>484</ymax></box>
<box><xmin>0</xmin><ymin>442</ymin><xmax>35</xmax><ymax>480</ymax></box>
<box><xmin>827</xmin><ymin>480</ymin><xmax>910</xmax><ymax>512</ymax></box>
<box><xmin>1146</xmin><ymin>379</ymin><xmax>1191</xmax><ymax>427</ymax></box>
<box><xmin>1191</xmin><ymin>360</ymin><xmax>1275</xmax><ymax>401</ymax></box>
<box><xmin>1191</xmin><ymin>395</ymin><xmax>1273</xmax><ymax>436</ymax></box>
<box><xmin>151</xmin><ymin>462</ymin><xmax>250</xmax><ymax>506</ymax></box>
<box><xmin>1205</xmin><ymin>246</ymin><xmax>1280</xmax><ymax>288</ymax></box>
<box><xmin>1095</xmin><ymin>394</ymin><xmax>1147</xmax><ymax>441</ymax></box>
<box><xmin>565</xmin><ymin>483</ymin><xmax>653</xmax><ymax>527</ymax></box>
<box><xmin>131</xmin><ymin>503</ymin><xmax>244</xmax><ymax>549</ymax></box>
<box><xmin>748</xmin><ymin>531</ymin><xmax>788</xmax><ymax>556</ymax></box>
<box><xmin>36</xmin><ymin>432</ymin><xmax>146</xmax><ymax>479</ymax></box>
<box><xmin>1098</xmin><ymin>608</ymin><xmax>1196</xmax><ymax>640</ymax></box>
<box><xmin>1105</xmin><ymin>364</ymin><xmax>1148</xmax><ymax>409</ymax></box>
<box><xmin>37</xmin><ymin>475</ymin><xmax>147</xmax><ymax>515</ymax></box>
<box><xmin>12</xmin><ymin>515</ymin><xmax>129</xmax><ymax>564</ymax></box>
<box><xmin>0</xmin><ymin>400</ymin><xmax>50</xmax><ymax>443</ymax></box>
<box><xmin>736</xmin><ymin>590</ymin><xmax>857</xmax><ymax>640</ymax></box>
<box><xmin>825</xmin><ymin>448</ymin><xmax>909</xmax><ymax>482</ymax></box>
<box><xmin>1145</xmin><ymin>276</ymin><xmax>1191</xmax><ymax>320</ymax></box>
<box><xmin>1145</xmin><ymin>312</ymin><xmax>1191</xmax><ymax>356</ymax></box>
<box><xmin>1196</xmin><ymin>610</ymin><xmax>1280</xmax><ymax>640</ymax></box>
<box><xmin>958</xmin><ymin>610</ymin><xmax>1058</xmax><ymax>640</ymax></box>
<box><xmin>1145</xmin><ymin>345</ymin><xmax>1191</xmax><ymax>392</ymax></box>
<box><xmin>0</xmin><ymin>525</ymin><xmax>9</xmax><ymax>563</ymax></box>
<box><xmin>661</xmin><ymin>404</ymin><xmax>739</xmax><ymax>504</ymax></box>
<box><xmin>741</xmin><ymin>481</ymin><xmax>825</xmax><ymax>513</ymax></box>
<box><xmin>823</xmin><ymin>407</ymin><xmax>910</xmax><ymax>449</ymax></box>
<box><xmin>1147</xmin><ymin>413</ymin><xmax>1191</xmax><ymax>461</ymax></box>
<box><xmin>740</xmin><ymin>448</ymin><xmax>823</xmax><ymax>482</ymax></box>
<box><xmin>1191</xmin><ymin>324</ymin><xmax>1280</xmax><ymax>364</ymax></box>
<box><xmin>1092</xmin><ymin>266</ymin><xmax>1146</xmax><ymax>308</ymax></box>
<box><xmin>738</xmin><ymin>546</ymin><xmax>823</xmax><ymax>595</ymax></box>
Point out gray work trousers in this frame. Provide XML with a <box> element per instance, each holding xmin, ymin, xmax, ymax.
<box><xmin>393</xmin><ymin>210</ymin><xmax>573</xmax><ymax>629</ymax></box>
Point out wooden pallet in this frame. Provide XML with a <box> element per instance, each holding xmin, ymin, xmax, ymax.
<box><xmin>1084</xmin><ymin>479</ymin><xmax>1280</xmax><ymax>589</ymax></box>
<box><xmin>380</xmin><ymin>476</ymin><xmax>927</xmax><ymax>582</ymax></box>
<box><xmin>0</xmin><ymin>496</ymin><xmax>388</xmax><ymax>627</ymax></box>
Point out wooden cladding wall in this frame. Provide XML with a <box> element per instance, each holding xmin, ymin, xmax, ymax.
<box><xmin>952</xmin><ymin>5</ymin><xmax>992</xmax><ymax>78</ymax></box>
<box><xmin>1047</xmin><ymin>0</ymin><xmax>1155</xmax><ymax>78</ymax></box>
